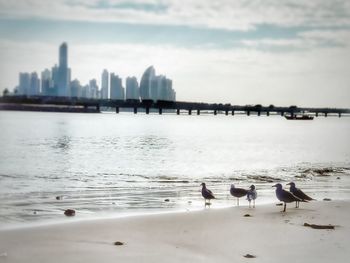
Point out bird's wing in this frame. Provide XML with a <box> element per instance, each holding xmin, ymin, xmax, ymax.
<box><xmin>207</xmin><ymin>189</ymin><xmax>215</xmax><ymax>199</ymax></box>
<box><xmin>282</xmin><ymin>190</ymin><xmax>302</xmax><ymax>202</ymax></box>
<box><xmin>295</xmin><ymin>189</ymin><xmax>313</xmax><ymax>201</ymax></box>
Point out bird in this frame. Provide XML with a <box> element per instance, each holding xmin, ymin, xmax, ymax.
<box><xmin>230</xmin><ymin>184</ymin><xmax>248</xmax><ymax>206</ymax></box>
<box><xmin>201</xmin><ymin>183</ymin><xmax>215</xmax><ymax>206</ymax></box>
<box><xmin>287</xmin><ymin>182</ymin><xmax>315</xmax><ymax>208</ymax></box>
<box><xmin>247</xmin><ymin>185</ymin><xmax>257</xmax><ymax>208</ymax></box>
<box><xmin>272</xmin><ymin>183</ymin><xmax>305</xmax><ymax>212</ymax></box>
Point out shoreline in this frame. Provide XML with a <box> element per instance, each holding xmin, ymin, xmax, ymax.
<box><xmin>0</xmin><ymin>200</ymin><xmax>349</xmax><ymax>263</ymax></box>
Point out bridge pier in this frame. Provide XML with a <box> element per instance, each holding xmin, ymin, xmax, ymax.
<box><xmin>247</xmin><ymin>111</ymin><xmax>250</xmax><ymax>116</ymax></box>
<box><xmin>225</xmin><ymin>110</ymin><xmax>228</xmax><ymax>115</ymax></box>
<box><xmin>197</xmin><ymin>109</ymin><xmax>200</xmax><ymax>115</ymax></box>
<box><xmin>267</xmin><ymin>111</ymin><xmax>270</xmax><ymax>116</ymax></box>
<box><xmin>315</xmin><ymin>112</ymin><xmax>318</xmax><ymax>117</ymax></box>
<box><xmin>339</xmin><ymin>112</ymin><xmax>341</xmax><ymax>118</ymax></box>
<box><xmin>96</xmin><ymin>105</ymin><xmax>100</xmax><ymax>112</ymax></box>
<box><xmin>134</xmin><ymin>107</ymin><xmax>137</xmax><ymax>114</ymax></box>
<box><xmin>146</xmin><ymin>107</ymin><xmax>150</xmax><ymax>114</ymax></box>
<box><xmin>214</xmin><ymin>110</ymin><xmax>217</xmax><ymax>115</ymax></box>
<box><xmin>176</xmin><ymin>109</ymin><xmax>180</xmax><ymax>115</ymax></box>
<box><xmin>257</xmin><ymin>111</ymin><xmax>261</xmax><ymax>116</ymax></box>
<box><xmin>232</xmin><ymin>110</ymin><xmax>234</xmax><ymax>116</ymax></box>
<box><xmin>324</xmin><ymin>112</ymin><xmax>327</xmax><ymax>117</ymax></box>
<box><xmin>188</xmin><ymin>109</ymin><xmax>192</xmax><ymax>115</ymax></box>
<box><xmin>115</xmin><ymin>107</ymin><xmax>119</xmax><ymax>114</ymax></box>
<box><xmin>281</xmin><ymin>111</ymin><xmax>284</xmax><ymax>116</ymax></box>
<box><xmin>159</xmin><ymin>108</ymin><xmax>162</xmax><ymax>115</ymax></box>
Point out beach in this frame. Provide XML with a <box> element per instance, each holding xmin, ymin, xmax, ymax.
<box><xmin>0</xmin><ymin>200</ymin><xmax>349</xmax><ymax>263</ymax></box>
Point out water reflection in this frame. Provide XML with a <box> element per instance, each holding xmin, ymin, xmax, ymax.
<box><xmin>53</xmin><ymin>136</ymin><xmax>71</xmax><ymax>151</ymax></box>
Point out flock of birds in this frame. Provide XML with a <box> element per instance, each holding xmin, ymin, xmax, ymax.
<box><xmin>201</xmin><ymin>182</ymin><xmax>314</xmax><ymax>212</ymax></box>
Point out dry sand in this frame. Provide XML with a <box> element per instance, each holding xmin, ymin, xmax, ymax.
<box><xmin>0</xmin><ymin>200</ymin><xmax>349</xmax><ymax>263</ymax></box>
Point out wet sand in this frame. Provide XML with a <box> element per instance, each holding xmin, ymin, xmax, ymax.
<box><xmin>0</xmin><ymin>200</ymin><xmax>349</xmax><ymax>263</ymax></box>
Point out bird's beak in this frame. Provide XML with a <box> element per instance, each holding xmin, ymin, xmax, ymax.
<box><xmin>286</xmin><ymin>183</ymin><xmax>291</xmax><ymax>185</ymax></box>
<box><xmin>272</xmin><ymin>184</ymin><xmax>277</xmax><ymax>187</ymax></box>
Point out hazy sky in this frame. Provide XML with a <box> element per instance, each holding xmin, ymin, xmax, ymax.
<box><xmin>0</xmin><ymin>0</ymin><xmax>350</xmax><ymax>107</ymax></box>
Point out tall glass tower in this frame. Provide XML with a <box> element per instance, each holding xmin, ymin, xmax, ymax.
<box><xmin>59</xmin><ymin>43</ymin><xmax>68</xmax><ymax>68</ymax></box>
<box><xmin>57</xmin><ymin>42</ymin><xmax>70</xmax><ymax>97</ymax></box>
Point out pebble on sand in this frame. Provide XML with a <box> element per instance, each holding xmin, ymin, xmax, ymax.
<box><xmin>323</xmin><ymin>198</ymin><xmax>332</xmax><ymax>201</ymax></box>
<box><xmin>244</xmin><ymin>254</ymin><xmax>256</xmax><ymax>258</ymax></box>
<box><xmin>114</xmin><ymin>241</ymin><xmax>124</xmax><ymax>246</ymax></box>
<box><xmin>64</xmin><ymin>209</ymin><xmax>75</xmax><ymax>216</ymax></box>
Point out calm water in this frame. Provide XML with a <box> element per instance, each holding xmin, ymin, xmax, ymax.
<box><xmin>0</xmin><ymin>111</ymin><xmax>350</xmax><ymax>228</ymax></box>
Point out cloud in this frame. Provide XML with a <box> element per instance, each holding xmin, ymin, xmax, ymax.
<box><xmin>1</xmin><ymin>0</ymin><xmax>350</xmax><ymax>31</ymax></box>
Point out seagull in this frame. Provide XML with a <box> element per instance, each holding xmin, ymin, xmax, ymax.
<box><xmin>287</xmin><ymin>182</ymin><xmax>315</xmax><ymax>208</ymax></box>
<box><xmin>201</xmin><ymin>183</ymin><xmax>215</xmax><ymax>206</ymax></box>
<box><xmin>272</xmin><ymin>183</ymin><xmax>304</xmax><ymax>212</ymax></box>
<box><xmin>230</xmin><ymin>184</ymin><xmax>248</xmax><ymax>206</ymax></box>
<box><xmin>247</xmin><ymin>185</ymin><xmax>257</xmax><ymax>208</ymax></box>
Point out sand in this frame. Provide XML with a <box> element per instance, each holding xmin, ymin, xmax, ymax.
<box><xmin>0</xmin><ymin>200</ymin><xmax>349</xmax><ymax>263</ymax></box>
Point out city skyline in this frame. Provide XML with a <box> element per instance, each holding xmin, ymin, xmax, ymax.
<box><xmin>0</xmin><ymin>1</ymin><xmax>350</xmax><ymax>107</ymax></box>
<box><xmin>13</xmin><ymin>42</ymin><xmax>176</xmax><ymax>102</ymax></box>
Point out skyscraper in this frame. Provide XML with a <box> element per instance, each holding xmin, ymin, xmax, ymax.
<box><xmin>18</xmin><ymin>73</ymin><xmax>30</xmax><ymax>95</ymax></box>
<box><xmin>140</xmin><ymin>66</ymin><xmax>175</xmax><ymax>102</ymax></box>
<box><xmin>70</xmin><ymin>79</ymin><xmax>82</xmax><ymax>98</ymax></box>
<box><xmin>140</xmin><ymin>66</ymin><xmax>155</xmax><ymax>100</ymax></box>
<box><xmin>89</xmin><ymin>79</ymin><xmax>99</xmax><ymax>99</ymax></box>
<box><xmin>41</xmin><ymin>69</ymin><xmax>52</xmax><ymax>96</ymax></box>
<box><xmin>28</xmin><ymin>72</ymin><xmax>40</xmax><ymax>96</ymax></box>
<box><xmin>126</xmin><ymin>76</ymin><xmax>139</xmax><ymax>100</ymax></box>
<box><xmin>101</xmin><ymin>69</ymin><xmax>109</xmax><ymax>99</ymax></box>
<box><xmin>110</xmin><ymin>73</ymin><xmax>124</xmax><ymax>100</ymax></box>
<box><xmin>57</xmin><ymin>42</ymin><xmax>70</xmax><ymax>97</ymax></box>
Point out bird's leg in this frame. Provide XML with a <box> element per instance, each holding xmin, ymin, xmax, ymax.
<box><xmin>253</xmin><ymin>200</ymin><xmax>255</xmax><ymax>208</ymax></box>
<box><xmin>283</xmin><ymin>203</ymin><xmax>286</xmax><ymax>212</ymax></box>
<box><xmin>295</xmin><ymin>202</ymin><xmax>298</xmax><ymax>208</ymax></box>
<box><xmin>237</xmin><ymin>198</ymin><xmax>239</xmax><ymax>206</ymax></box>
<box><xmin>249</xmin><ymin>201</ymin><xmax>251</xmax><ymax>208</ymax></box>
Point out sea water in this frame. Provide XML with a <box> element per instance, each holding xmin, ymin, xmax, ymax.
<box><xmin>0</xmin><ymin>111</ymin><xmax>349</xmax><ymax>228</ymax></box>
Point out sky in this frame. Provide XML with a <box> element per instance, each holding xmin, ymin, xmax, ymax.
<box><xmin>0</xmin><ymin>0</ymin><xmax>350</xmax><ymax>107</ymax></box>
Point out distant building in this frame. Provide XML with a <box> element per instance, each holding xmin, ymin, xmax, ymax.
<box><xmin>70</xmin><ymin>79</ymin><xmax>82</xmax><ymax>98</ymax></box>
<box><xmin>126</xmin><ymin>76</ymin><xmax>139</xmax><ymax>100</ymax></box>
<box><xmin>18</xmin><ymin>73</ymin><xmax>30</xmax><ymax>95</ymax></box>
<box><xmin>57</xmin><ymin>43</ymin><xmax>71</xmax><ymax>97</ymax></box>
<box><xmin>89</xmin><ymin>79</ymin><xmax>99</xmax><ymax>99</ymax></box>
<box><xmin>101</xmin><ymin>69</ymin><xmax>109</xmax><ymax>99</ymax></box>
<box><xmin>28</xmin><ymin>72</ymin><xmax>40</xmax><ymax>96</ymax></box>
<box><xmin>140</xmin><ymin>66</ymin><xmax>175</xmax><ymax>102</ymax></box>
<box><xmin>41</xmin><ymin>69</ymin><xmax>53</xmax><ymax>96</ymax></box>
<box><xmin>110</xmin><ymin>73</ymin><xmax>124</xmax><ymax>100</ymax></box>
<box><xmin>140</xmin><ymin>66</ymin><xmax>155</xmax><ymax>100</ymax></box>
<box><xmin>81</xmin><ymin>84</ymin><xmax>89</xmax><ymax>98</ymax></box>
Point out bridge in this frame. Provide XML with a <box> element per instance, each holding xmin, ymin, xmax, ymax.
<box><xmin>1</xmin><ymin>95</ymin><xmax>350</xmax><ymax>117</ymax></box>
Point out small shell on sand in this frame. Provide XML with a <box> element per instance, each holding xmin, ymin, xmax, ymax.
<box><xmin>244</xmin><ymin>254</ymin><xmax>256</xmax><ymax>258</ymax></box>
<box><xmin>114</xmin><ymin>241</ymin><xmax>124</xmax><ymax>246</ymax></box>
